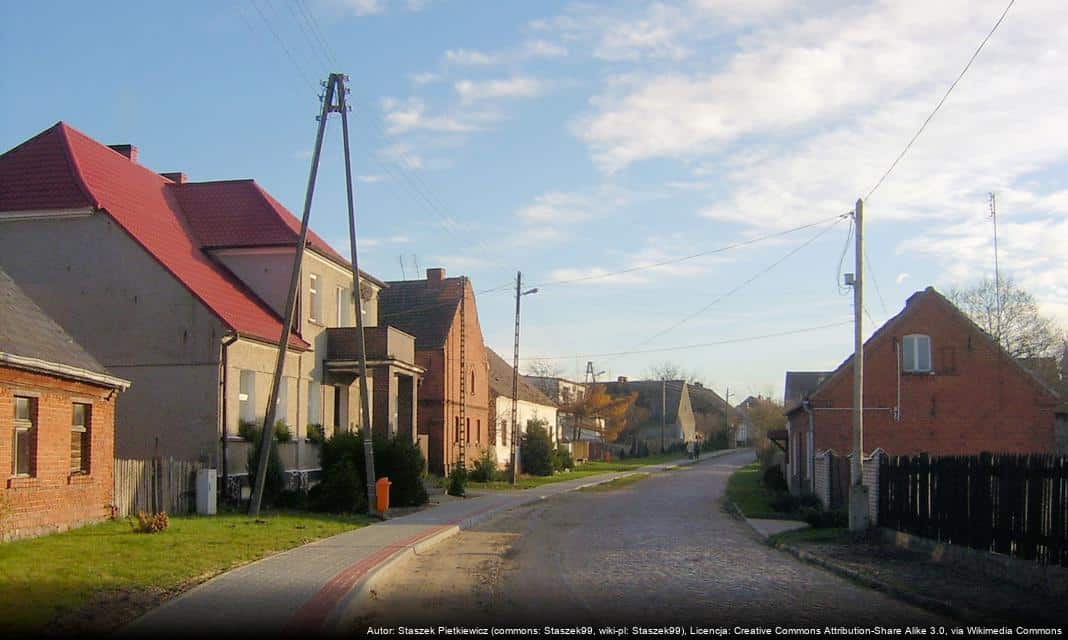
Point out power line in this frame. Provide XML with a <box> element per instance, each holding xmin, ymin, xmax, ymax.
<box><xmin>249</xmin><ymin>0</ymin><xmax>318</xmax><ymax>91</ymax></box>
<box><xmin>284</xmin><ymin>0</ymin><xmax>333</xmax><ymax>71</ymax></box>
<box><xmin>296</xmin><ymin>0</ymin><xmax>340</xmax><ymax>67</ymax></box>
<box><xmin>865</xmin><ymin>0</ymin><xmax>1015</xmax><ymax>200</ymax></box>
<box><xmin>863</xmin><ymin>243</ymin><xmax>889</xmax><ymax>316</ymax></box>
<box><xmin>528</xmin><ymin>213</ymin><xmax>848</xmax><ymax>289</ymax></box>
<box><xmin>629</xmin><ymin>214</ymin><xmax>848</xmax><ymax>349</ymax></box>
<box><xmin>521</xmin><ymin>320</ymin><xmax>854</xmax><ymax>361</ymax></box>
<box><xmin>835</xmin><ymin>216</ymin><xmax>855</xmax><ymax>295</ymax></box>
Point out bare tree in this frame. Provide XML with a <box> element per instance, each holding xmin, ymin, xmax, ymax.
<box><xmin>525</xmin><ymin>358</ymin><xmax>564</xmax><ymax>378</ymax></box>
<box><xmin>645</xmin><ymin>361</ymin><xmax>698</xmax><ymax>383</ymax></box>
<box><xmin>947</xmin><ymin>277</ymin><xmax>1063</xmax><ymax>359</ymax></box>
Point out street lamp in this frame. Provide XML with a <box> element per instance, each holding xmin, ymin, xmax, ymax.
<box><xmin>511</xmin><ymin>272</ymin><xmax>538</xmax><ymax>485</ymax></box>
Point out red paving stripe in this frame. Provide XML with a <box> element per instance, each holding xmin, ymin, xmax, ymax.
<box><xmin>285</xmin><ymin>500</ymin><xmax>509</xmax><ymax>632</ymax></box>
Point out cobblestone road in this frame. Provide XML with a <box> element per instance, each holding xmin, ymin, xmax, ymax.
<box><xmin>358</xmin><ymin>451</ymin><xmax>947</xmax><ymax>628</ymax></box>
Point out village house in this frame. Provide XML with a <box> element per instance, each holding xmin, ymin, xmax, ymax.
<box><xmin>486</xmin><ymin>349</ymin><xmax>558</xmax><ymax>469</ymax></box>
<box><xmin>687</xmin><ymin>382</ymin><xmax>739</xmax><ymax>446</ymax></box>
<box><xmin>378</xmin><ymin>268</ymin><xmax>490</xmax><ymax>475</ymax></box>
<box><xmin>525</xmin><ymin>375</ymin><xmax>599</xmax><ymax>443</ymax></box>
<box><xmin>0</xmin><ymin>122</ymin><xmax>420</xmax><ymax>498</ymax></box>
<box><xmin>783</xmin><ymin>287</ymin><xmax>1065</xmax><ymax>494</ymax></box>
<box><xmin>1</xmin><ymin>267</ymin><xmax>130</xmax><ymax>540</ymax></box>
<box><xmin>605</xmin><ymin>377</ymin><xmax>697</xmax><ymax>454</ymax></box>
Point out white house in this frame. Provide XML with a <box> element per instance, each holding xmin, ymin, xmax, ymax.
<box><xmin>487</xmin><ymin>350</ymin><xmax>559</xmax><ymax>468</ymax></box>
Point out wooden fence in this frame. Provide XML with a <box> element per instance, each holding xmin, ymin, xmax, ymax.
<box><xmin>114</xmin><ymin>458</ymin><xmax>203</xmax><ymax>518</ymax></box>
<box><xmin>880</xmin><ymin>453</ymin><xmax>1068</xmax><ymax>567</ymax></box>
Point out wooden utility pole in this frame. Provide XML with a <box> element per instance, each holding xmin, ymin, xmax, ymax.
<box><xmin>249</xmin><ymin>73</ymin><xmax>376</xmax><ymax>516</ymax></box>
<box><xmin>660</xmin><ymin>379</ymin><xmax>666</xmax><ymax>453</ymax></box>
<box><xmin>458</xmin><ymin>276</ymin><xmax>467</xmax><ymax>471</ymax></box>
<box><xmin>510</xmin><ymin>272</ymin><xmax>522</xmax><ymax>484</ymax></box>
<box><xmin>849</xmin><ymin>197</ymin><xmax>869</xmax><ymax>531</ymax></box>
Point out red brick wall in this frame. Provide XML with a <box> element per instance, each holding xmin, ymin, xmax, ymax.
<box><xmin>413</xmin><ymin>280</ymin><xmax>491</xmax><ymax>475</ymax></box>
<box><xmin>1</xmin><ymin>366</ymin><xmax>117</xmax><ymax>540</ymax></box>
<box><xmin>810</xmin><ymin>292</ymin><xmax>1058</xmax><ymax>457</ymax></box>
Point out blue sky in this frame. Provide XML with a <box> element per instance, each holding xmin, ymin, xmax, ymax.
<box><xmin>2</xmin><ymin>0</ymin><xmax>1066</xmax><ymax>399</ymax></box>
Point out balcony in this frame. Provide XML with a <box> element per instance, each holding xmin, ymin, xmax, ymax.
<box><xmin>324</xmin><ymin>325</ymin><xmax>417</xmax><ymax>370</ymax></box>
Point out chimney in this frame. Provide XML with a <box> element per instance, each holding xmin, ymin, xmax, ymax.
<box><xmin>426</xmin><ymin>267</ymin><xmax>446</xmax><ymax>284</ymax></box>
<box><xmin>161</xmin><ymin>172</ymin><xmax>187</xmax><ymax>184</ymax></box>
<box><xmin>693</xmin><ymin>382</ymin><xmax>703</xmax><ymax>388</ymax></box>
<box><xmin>108</xmin><ymin>144</ymin><xmax>139</xmax><ymax>162</ymax></box>
<box><xmin>617</xmin><ymin>376</ymin><xmax>628</xmax><ymax>383</ymax></box>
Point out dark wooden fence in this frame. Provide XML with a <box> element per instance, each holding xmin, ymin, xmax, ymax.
<box><xmin>880</xmin><ymin>453</ymin><xmax>1068</xmax><ymax>567</ymax></box>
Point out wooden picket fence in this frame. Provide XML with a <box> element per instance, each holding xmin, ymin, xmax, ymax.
<box><xmin>114</xmin><ymin>458</ymin><xmax>202</xmax><ymax>518</ymax></box>
<box><xmin>880</xmin><ymin>453</ymin><xmax>1068</xmax><ymax>567</ymax></box>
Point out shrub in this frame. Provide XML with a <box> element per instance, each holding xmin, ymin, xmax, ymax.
<box><xmin>798</xmin><ymin>491</ymin><xmax>822</xmax><ymax>509</ymax></box>
<box><xmin>315</xmin><ymin>431</ymin><xmax>429</xmax><ymax>512</ymax></box>
<box><xmin>306</xmin><ymin>423</ymin><xmax>325</xmax><ymax>444</ymax></box>
<box><xmin>446</xmin><ymin>464</ymin><xmax>467</xmax><ymax>497</ymax></box>
<box><xmin>762</xmin><ymin>464</ymin><xmax>788</xmax><ymax>493</ymax></box>
<box><xmin>770</xmin><ymin>492</ymin><xmax>800</xmax><ymax>513</ymax></box>
<box><xmin>246</xmin><ymin>432</ymin><xmax>286</xmax><ymax>507</ymax></box>
<box><xmin>238</xmin><ymin>419</ymin><xmax>259</xmax><ymax>442</ymax></box>
<box><xmin>133</xmin><ymin>511</ymin><xmax>169</xmax><ymax>533</ymax></box>
<box><xmin>802</xmin><ymin>507</ymin><xmax>847</xmax><ymax>529</ymax></box>
<box><xmin>552</xmin><ymin>446</ymin><xmax>574</xmax><ymax>472</ymax></box>
<box><xmin>470</xmin><ymin>450</ymin><xmax>499</xmax><ymax>483</ymax></box>
<box><xmin>520</xmin><ymin>420</ymin><xmax>555</xmax><ymax>476</ymax></box>
<box><xmin>310</xmin><ymin>458</ymin><xmax>366</xmax><ymax>513</ymax></box>
<box><xmin>274</xmin><ymin>420</ymin><xmax>292</xmax><ymax>443</ymax></box>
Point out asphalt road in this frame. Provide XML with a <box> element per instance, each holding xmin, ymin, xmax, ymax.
<box><xmin>355</xmin><ymin>450</ymin><xmax>946</xmax><ymax>629</ymax></box>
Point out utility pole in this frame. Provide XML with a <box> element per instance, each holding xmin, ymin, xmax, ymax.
<box><xmin>510</xmin><ymin>273</ymin><xmax>538</xmax><ymax>484</ymax></box>
<box><xmin>250</xmin><ymin>73</ymin><xmax>375</xmax><ymax>516</ymax></box>
<box><xmin>849</xmin><ymin>197</ymin><xmax>869</xmax><ymax>532</ymax></box>
<box><xmin>990</xmin><ymin>193</ymin><xmax>1002</xmax><ymax>340</ymax></box>
<box><xmin>458</xmin><ymin>276</ymin><xmax>467</xmax><ymax>472</ymax></box>
<box><xmin>660</xmin><ymin>379</ymin><xmax>666</xmax><ymax>454</ymax></box>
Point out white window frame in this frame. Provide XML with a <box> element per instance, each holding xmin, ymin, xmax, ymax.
<box><xmin>71</xmin><ymin>402</ymin><xmax>91</xmax><ymax>474</ymax></box>
<box><xmin>13</xmin><ymin>396</ymin><xmax>36</xmax><ymax>477</ymax></box>
<box><xmin>336</xmin><ymin>285</ymin><xmax>352</xmax><ymax>327</ymax></box>
<box><xmin>902</xmin><ymin>334</ymin><xmax>932</xmax><ymax>373</ymax></box>
<box><xmin>308</xmin><ymin>380</ymin><xmax>322</xmax><ymax>427</ymax></box>
<box><xmin>309</xmin><ymin>273</ymin><xmax>320</xmax><ymax>323</ymax></box>
<box><xmin>239</xmin><ymin>370</ymin><xmax>256</xmax><ymax>423</ymax></box>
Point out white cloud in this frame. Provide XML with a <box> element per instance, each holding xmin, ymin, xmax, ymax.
<box><xmin>338</xmin><ymin>0</ymin><xmax>384</xmax><ymax>16</ymax></box>
<box><xmin>325</xmin><ymin>0</ymin><xmax>430</xmax><ymax>15</ymax></box>
<box><xmin>895</xmin><ymin>273</ymin><xmax>910</xmax><ymax>285</ymax></box>
<box><xmin>379</xmin><ymin>142</ymin><xmax>423</xmax><ymax>170</ymax></box>
<box><xmin>524</xmin><ymin>39</ymin><xmax>568</xmax><ymax>59</ymax></box>
<box><xmin>455</xmin><ymin>76</ymin><xmax>548</xmax><ymax>104</ymax></box>
<box><xmin>410</xmin><ymin>72</ymin><xmax>441</xmax><ymax>86</ymax></box>
<box><xmin>362</xmin><ymin>234</ymin><xmax>411</xmax><ymax>247</ymax></box>
<box><xmin>516</xmin><ymin>191</ymin><xmax>592</xmax><ymax>223</ymax></box>
<box><xmin>358</xmin><ymin>174</ymin><xmax>387</xmax><ymax>183</ymax></box>
<box><xmin>443</xmin><ymin>48</ymin><xmax>497</xmax><ymax>65</ymax></box>
<box><xmin>381</xmin><ymin>97</ymin><xmax>484</xmax><ymax>135</ymax></box>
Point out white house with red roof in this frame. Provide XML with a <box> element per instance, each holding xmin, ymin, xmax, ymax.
<box><xmin>0</xmin><ymin>123</ymin><xmax>422</xmax><ymax>496</ymax></box>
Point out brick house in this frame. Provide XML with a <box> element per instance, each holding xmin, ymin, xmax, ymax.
<box><xmin>487</xmin><ymin>349</ymin><xmax>558</xmax><ymax>469</ymax></box>
<box><xmin>0</xmin><ymin>122</ymin><xmax>419</xmax><ymax>498</ymax></box>
<box><xmin>378</xmin><ymin>269</ymin><xmax>489</xmax><ymax>475</ymax></box>
<box><xmin>1</xmin><ymin>267</ymin><xmax>130</xmax><ymax>540</ymax></box>
<box><xmin>784</xmin><ymin>287</ymin><xmax>1064</xmax><ymax>493</ymax></box>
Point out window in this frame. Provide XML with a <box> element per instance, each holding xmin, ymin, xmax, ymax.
<box><xmin>275</xmin><ymin>380</ymin><xmax>288</xmax><ymax>424</ymax></box>
<box><xmin>239</xmin><ymin>370</ymin><xmax>256</xmax><ymax>423</ymax></box>
<box><xmin>71</xmin><ymin>403</ymin><xmax>91</xmax><ymax>474</ymax></box>
<box><xmin>470</xmin><ymin>371</ymin><xmax>475</xmax><ymax>395</ymax></box>
<box><xmin>308</xmin><ymin>380</ymin><xmax>322</xmax><ymax>427</ymax></box>
<box><xmin>336</xmin><ymin>286</ymin><xmax>352</xmax><ymax>327</ymax></box>
<box><xmin>309</xmin><ymin>274</ymin><xmax>320</xmax><ymax>323</ymax></box>
<box><xmin>13</xmin><ymin>396</ymin><xmax>36</xmax><ymax>476</ymax></box>
<box><xmin>902</xmin><ymin>334</ymin><xmax>932</xmax><ymax>373</ymax></box>
<box><xmin>476</xmin><ymin>419</ymin><xmax>481</xmax><ymax>444</ymax></box>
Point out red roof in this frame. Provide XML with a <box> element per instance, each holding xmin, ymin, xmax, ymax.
<box><xmin>0</xmin><ymin>122</ymin><xmax>311</xmax><ymax>349</ymax></box>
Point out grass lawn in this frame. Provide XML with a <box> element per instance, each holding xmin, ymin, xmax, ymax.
<box><xmin>455</xmin><ymin>453</ymin><xmax>693</xmax><ymax>491</ymax></box>
<box><xmin>578</xmin><ymin>473</ymin><xmax>649</xmax><ymax>492</ymax></box>
<box><xmin>0</xmin><ymin>510</ymin><xmax>370</xmax><ymax>632</ymax></box>
<box><xmin>725</xmin><ymin>462</ymin><xmax>795</xmax><ymax>520</ymax></box>
<box><xmin>769</xmin><ymin>527</ymin><xmax>850</xmax><ymax>546</ymax></box>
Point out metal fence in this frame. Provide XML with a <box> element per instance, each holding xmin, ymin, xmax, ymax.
<box><xmin>880</xmin><ymin>453</ymin><xmax>1068</xmax><ymax>566</ymax></box>
<box><xmin>114</xmin><ymin>457</ymin><xmax>202</xmax><ymax>518</ymax></box>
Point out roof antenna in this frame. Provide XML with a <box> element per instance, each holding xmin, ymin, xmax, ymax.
<box><xmin>412</xmin><ymin>253</ymin><xmax>420</xmax><ymax>276</ymax></box>
<box><xmin>399</xmin><ymin>254</ymin><xmax>407</xmax><ymax>280</ymax></box>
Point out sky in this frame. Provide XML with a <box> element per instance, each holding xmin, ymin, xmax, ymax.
<box><xmin>2</xmin><ymin>0</ymin><xmax>1066</xmax><ymax>401</ymax></box>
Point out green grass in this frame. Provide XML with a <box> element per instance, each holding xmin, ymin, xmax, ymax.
<box><xmin>456</xmin><ymin>454</ymin><xmax>693</xmax><ymax>490</ymax></box>
<box><xmin>0</xmin><ymin>510</ymin><xmax>370</xmax><ymax>631</ymax></box>
<box><xmin>725</xmin><ymin>462</ymin><xmax>795</xmax><ymax>520</ymax></box>
<box><xmin>578</xmin><ymin>473</ymin><xmax>650</xmax><ymax>492</ymax></box>
<box><xmin>769</xmin><ymin>527</ymin><xmax>849</xmax><ymax>546</ymax></box>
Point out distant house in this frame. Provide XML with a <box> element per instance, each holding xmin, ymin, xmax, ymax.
<box><xmin>605</xmin><ymin>377</ymin><xmax>696</xmax><ymax>454</ymax></box>
<box><xmin>378</xmin><ymin>268</ymin><xmax>490</xmax><ymax>475</ymax></box>
<box><xmin>0</xmin><ymin>122</ymin><xmax>419</xmax><ymax>499</ymax></box>
<box><xmin>525</xmin><ymin>375</ymin><xmax>593</xmax><ymax>442</ymax></box>
<box><xmin>784</xmin><ymin>371</ymin><xmax>832</xmax><ymax>408</ymax></box>
<box><xmin>486</xmin><ymin>350</ymin><xmax>558</xmax><ymax>468</ymax></box>
<box><xmin>1</xmin><ymin>267</ymin><xmax>130</xmax><ymax>540</ymax></box>
<box><xmin>734</xmin><ymin>396</ymin><xmax>768</xmax><ymax>447</ymax></box>
<box><xmin>784</xmin><ymin>287</ymin><xmax>1065</xmax><ymax>494</ymax></box>
<box><xmin>687</xmin><ymin>382</ymin><xmax>740</xmax><ymax>446</ymax></box>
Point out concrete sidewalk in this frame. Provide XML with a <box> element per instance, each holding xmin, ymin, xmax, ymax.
<box><xmin>125</xmin><ymin>451</ymin><xmax>737</xmax><ymax>636</ymax></box>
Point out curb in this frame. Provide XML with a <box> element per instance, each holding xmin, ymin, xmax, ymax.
<box><xmin>728</xmin><ymin>502</ymin><xmax>974</xmax><ymax>623</ymax></box>
<box><xmin>327</xmin><ymin>452</ymin><xmax>733</xmax><ymax>631</ymax></box>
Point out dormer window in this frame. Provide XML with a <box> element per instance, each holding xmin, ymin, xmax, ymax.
<box><xmin>902</xmin><ymin>334</ymin><xmax>932</xmax><ymax>373</ymax></box>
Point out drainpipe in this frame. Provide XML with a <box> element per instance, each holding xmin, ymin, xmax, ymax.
<box><xmin>220</xmin><ymin>331</ymin><xmax>239</xmax><ymax>500</ymax></box>
<box><xmin>803</xmin><ymin>399</ymin><xmax>815</xmax><ymax>492</ymax></box>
